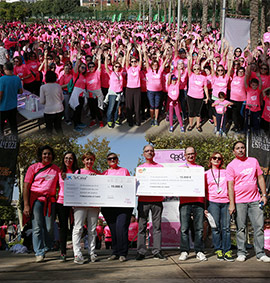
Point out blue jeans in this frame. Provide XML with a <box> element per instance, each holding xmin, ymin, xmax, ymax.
<box><xmin>235</xmin><ymin>201</ymin><xmax>265</xmax><ymax>259</ymax></box>
<box><xmin>32</xmin><ymin>200</ymin><xmax>55</xmax><ymax>256</ymax></box>
<box><xmin>208</xmin><ymin>201</ymin><xmax>231</xmax><ymax>252</ymax></box>
<box><xmin>216</xmin><ymin>113</ymin><xmax>227</xmax><ymax>133</ymax></box>
<box><xmin>107</xmin><ymin>95</ymin><xmax>120</xmax><ymax>123</ymax></box>
<box><xmin>179</xmin><ymin>203</ymin><xmax>204</xmax><ymax>253</ymax></box>
<box><xmin>147</xmin><ymin>90</ymin><xmax>162</xmax><ymax>109</ymax></box>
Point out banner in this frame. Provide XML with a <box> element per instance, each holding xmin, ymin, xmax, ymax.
<box><xmin>248</xmin><ymin>131</ymin><xmax>270</xmax><ymax>193</ymax></box>
<box><xmin>0</xmin><ymin>136</ymin><xmax>19</xmax><ymax>205</ymax></box>
<box><xmin>225</xmin><ymin>17</ymin><xmax>251</xmax><ymax>50</ymax></box>
<box><xmin>137</xmin><ymin>13</ymin><xmax>141</xmax><ymax>21</ymax></box>
<box><xmin>153</xmin><ymin>14</ymin><xmax>158</xmax><ymax>22</ymax></box>
<box><xmin>112</xmin><ymin>14</ymin><xmax>116</xmax><ymax>22</ymax></box>
<box><xmin>154</xmin><ymin>149</ymin><xmax>185</xmax><ymax>166</ymax></box>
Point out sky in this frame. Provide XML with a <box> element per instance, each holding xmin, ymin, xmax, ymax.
<box><xmin>12</xmin><ymin>132</ymin><xmax>148</xmax><ymax>200</ymax></box>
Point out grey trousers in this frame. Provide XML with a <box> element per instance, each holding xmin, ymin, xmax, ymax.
<box><xmin>137</xmin><ymin>201</ymin><xmax>163</xmax><ymax>255</ymax></box>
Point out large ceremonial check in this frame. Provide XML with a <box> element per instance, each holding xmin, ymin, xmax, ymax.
<box><xmin>64</xmin><ymin>174</ymin><xmax>136</xmax><ymax>207</ymax></box>
<box><xmin>136</xmin><ymin>167</ymin><xmax>205</xmax><ymax>197</ymax></box>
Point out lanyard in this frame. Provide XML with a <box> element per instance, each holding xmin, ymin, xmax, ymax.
<box><xmin>211</xmin><ymin>168</ymin><xmax>222</xmax><ymax>193</ymax></box>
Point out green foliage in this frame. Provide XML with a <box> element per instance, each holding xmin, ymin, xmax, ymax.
<box><xmin>0</xmin><ymin>205</ymin><xmax>16</xmax><ymax>224</ymax></box>
<box><xmin>145</xmin><ymin>135</ymin><xmax>246</xmax><ymax>170</ymax></box>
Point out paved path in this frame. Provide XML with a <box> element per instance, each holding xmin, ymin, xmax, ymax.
<box><xmin>1</xmin><ymin>249</ymin><xmax>269</xmax><ymax>282</ymax></box>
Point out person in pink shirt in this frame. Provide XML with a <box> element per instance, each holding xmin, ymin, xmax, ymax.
<box><xmin>244</xmin><ymin>68</ymin><xmax>262</xmax><ymax>134</ymax></box>
<box><xmin>72</xmin><ymin>152</ymin><xmax>100</xmax><ymax>264</ymax></box>
<box><xmin>86</xmin><ymin>52</ymin><xmax>104</xmax><ymax>128</ymax></box>
<box><xmin>205</xmin><ymin>152</ymin><xmax>233</xmax><ymax>262</ymax></box>
<box><xmin>56</xmin><ymin>151</ymin><xmax>78</xmax><ymax>262</ymax></box>
<box><xmin>101</xmin><ymin>153</ymin><xmax>133</xmax><ymax>262</ymax></box>
<box><xmin>263</xmin><ymin>26</ymin><xmax>270</xmax><ymax>43</ymax></box>
<box><xmin>212</xmin><ymin>91</ymin><xmax>233</xmax><ymax>136</ymax></box>
<box><xmin>142</xmin><ymin>44</ymin><xmax>168</xmax><ymax>126</ymax></box>
<box><xmin>125</xmin><ymin>43</ymin><xmax>142</xmax><ymax>127</ymax></box>
<box><xmin>167</xmin><ymin>73</ymin><xmax>184</xmax><ymax>133</ymax></box>
<box><xmin>136</xmin><ymin>145</ymin><xmax>167</xmax><ymax>261</ymax></box>
<box><xmin>13</xmin><ymin>56</ymin><xmax>35</xmax><ymax>92</ymax></box>
<box><xmin>178</xmin><ymin>147</ymin><xmax>206</xmax><ymax>262</ymax></box>
<box><xmin>186</xmin><ymin>54</ymin><xmax>209</xmax><ymax>132</ymax></box>
<box><xmin>128</xmin><ymin>215</ymin><xmax>138</xmax><ymax>248</ymax></box>
<box><xmin>23</xmin><ymin>145</ymin><xmax>60</xmax><ymax>263</ymax></box>
<box><xmin>104</xmin><ymin>54</ymin><xmax>125</xmax><ymax>128</ymax></box>
<box><xmin>227</xmin><ymin>141</ymin><xmax>270</xmax><ymax>262</ymax></box>
<box><xmin>26</xmin><ymin>52</ymin><xmax>41</xmax><ymax>96</ymax></box>
<box><xmin>261</xmin><ymin>87</ymin><xmax>270</xmax><ymax>132</ymax></box>
<box><xmin>95</xmin><ymin>218</ymin><xmax>104</xmax><ymax>250</ymax></box>
<box><xmin>230</xmin><ymin>67</ymin><xmax>246</xmax><ymax>132</ymax></box>
<box><xmin>104</xmin><ymin>225</ymin><xmax>112</xmax><ymax>249</ymax></box>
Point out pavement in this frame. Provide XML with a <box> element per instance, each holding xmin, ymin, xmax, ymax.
<box><xmin>1</xmin><ymin>248</ymin><xmax>270</xmax><ymax>282</ymax></box>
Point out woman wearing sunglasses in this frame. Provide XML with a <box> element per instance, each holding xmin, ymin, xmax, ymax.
<box><xmin>205</xmin><ymin>152</ymin><xmax>234</xmax><ymax>262</ymax></box>
<box><xmin>186</xmin><ymin>52</ymin><xmax>209</xmax><ymax>132</ymax></box>
<box><xmin>104</xmin><ymin>53</ymin><xmax>125</xmax><ymax>128</ymax></box>
<box><xmin>125</xmin><ymin>43</ymin><xmax>142</xmax><ymax>127</ymax></box>
<box><xmin>101</xmin><ymin>153</ymin><xmax>133</xmax><ymax>262</ymax></box>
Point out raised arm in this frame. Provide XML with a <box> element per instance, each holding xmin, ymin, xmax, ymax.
<box><xmin>142</xmin><ymin>43</ymin><xmax>150</xmax><ymax>70</ymax></box>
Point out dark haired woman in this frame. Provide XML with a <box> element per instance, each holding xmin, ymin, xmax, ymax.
<box><xmin>56</xmin><ymin>152</ymin><xmax>78</xmax><ymax>261</ymax></box>
<box><xmin>23</xmin><ymin>145</ymin><xmax>60</xmax><ymax>262</ymax></box>
<box><xmin>205</xmin><ymin>152</ymin><xmax>234</xmax><ymax>262</ymax></box>
<box><xmin>40</xmin><ymin>70</ymin><xmax>64</xmax><ymax>135</ymax></box>
<box><xmin>101</xmin><ymin>153</ymin><xmax>133</xmax><ymax>262</ymax></box>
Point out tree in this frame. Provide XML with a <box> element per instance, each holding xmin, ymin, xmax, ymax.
<box><xmin>212</xmin><ymin>0</ymin><xmax>216</xmax><ymax>28</ymax></box>
<box><xmin>250</xmin><ymin>0</ymin><xmax>259</xmax><ymax>49</ymax></box>
<box><xmin>187</xmin><ymin>0</ymin><xmax>192</xmax><ymax>31</ymax></box>
<box><xmin>202</xmin><ymin>0</ymin><xmax>208</xmax><ymax>34</ymax></box>
<box><xmin>0</xmin><ymin>205</ymin><xmax>16</xmax><ymax>224</ymax></box>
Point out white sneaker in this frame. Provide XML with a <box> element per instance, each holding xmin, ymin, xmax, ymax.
<box><xmin>74</xmin><ymin>255</ymin><xmax>84</xmax><ymax>264</ymax></box>
<box><xmin>196</xmin><ymin>252</ymin><xmax>207</xmax><ymax>261</ymax></box>
<box><xmin>257</xmin><ymin>255</ymin><xmax>270</xmax><ymax>262</ymax></box>
<box><xmin>236</xmin><ymin>255</ymin><xmax>246</xmax><ymax>262</ymax></box>
<box><xmin>179</xmin><ymin>251</ymin><xmax>188</xmax><ymax>261</ymax></box>
<box><xmin>90</xmin><ymin>254</ymin><xmax>97</xmax><ymax>262</ymax></box>
<box><xmin>36</xmin><ymin>255</ymin><xmax>44</xmax><ymax>263</ymax></box>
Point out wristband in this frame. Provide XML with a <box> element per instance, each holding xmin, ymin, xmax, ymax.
<box><xmin>263</xmin><ymin>194</ymin><xmax>267</xmax><ymax>197</ymax></box>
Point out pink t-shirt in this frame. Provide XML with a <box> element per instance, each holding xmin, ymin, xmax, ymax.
<box><xmin>127</xmin><ymin>66</ymin><xmax>141</xmax><ymax>88</ymax></box>
<box><xmin>101</xmin><ymin>64</ymin><xmax>110</xmax><ymax>88</ymax></box>
<box><xmin>205</xmin><ymin>169</ymin><xmax>229</xmax><ymax>203</ymax></box>
<box><xmin>73</xmin><ymin>73</ymin><xmax>86</xmax><ymax>90</ymax></box>
<box><xmin>104</xmin><ymin>225</ymin><xmax>112</xmax><ymax>242</ymax></box>
<box><xmin>74</xmin><ymin>168</ymin><xmax>99</xmax><ymax>175</ymax></box>
<box><xmin>146</xmin><ymin>67</ymin><xmax>163</xmax><ymax>91</ymax></box>
<box><xmin>226</xmin><ymin>157</ymin><xmax>262</xmax><ymax>203</ymax></box>
<box><xmin>57</xmin><ymin>168</ymin><xmax>73</xmax><ymax>204</ymax></box>
<box><xmin>140</xmin><ymin>70</ymin><xmax>147</xmax><ymax>92</ymax></box>
<box><xmin>128</xmin><ymin>222</ymin><xmax>138</xmax><ymax>241</ymax></box>
<box><xmin>211</xmin><ymin>74</ymin><xmax>230</xmax><ymax>99</ymax></box>
<box><xmin>109</xmin><ymin>70</ymin><xmax>124</xmax><ymax>93</ymax></box>
<box><xmin>86</xmin><ymin>70</ymin><xmax>101</xmax><ymax>91</ymax></box>
<box><xmin>138</xmin><ymin>162</ymin><xmax>164</xmax><ymax>203</ymax></box>
<box><xmin>213</xmin><ymin>99</ymin><xmax>231</xmax><ymax>114</ymax></box>
<box><xmin>167</xmin><ymin>82</ymin><xmax>180</xmax><ymax>100</ymax></box>
<box><xmin>179</xmin><ymin>163</ymin><xmax>204</xmax><ymax>204</ymax></box>
<box><xmin>230</xmin><ymin>75</ymin><xmax>246</xmax><ymax>102</ymax></box>
<box><xmin>260</xmin><ymin>74</ymin><xmax>270</xmax><ymax>91</ymax></box>
<box><xmin>262</xmin><ymin>95</ymin><xmax>270</xmax><ymax>122</ymax></box>
<box><xmin>187</xmin><ymin>73</ymin><xmax>207</xmax><ymax>99</ymax></box>
<box><xmin>14</xmin><ymin>64</ymin><xmax>35</xmax><ymax>84</ymax></box>
<box><xmin>174</xmin><ymin>68</ymin><xmax>188</xmax><ymax>90</ymax></box>
<box><xmin>96</xmin><ymin>225</ymin><xmax>104</xmax><ymax>240</ymax></box>
<box><xmin>24</xmin><ymin>163</ymin><xmax>60</xmax><ymax>196</ymax></box>
<box><xmin>103</xmin><ymin>167</ymin><xmax>130</xmax><ymax>176</ymax></box>
<box><xmin>246</xmin><ymin>86</ymin><xmax>261</xmax><ymax>112</ymax></box>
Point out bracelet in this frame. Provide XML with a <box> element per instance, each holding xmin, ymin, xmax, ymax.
<box><xmin>263</xmin><ymin>194</ymin><xmax>267</xmax><ymax>197</ymax></box>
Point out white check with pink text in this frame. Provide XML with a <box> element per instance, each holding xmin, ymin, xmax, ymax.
<box><xmin>64</xmin><ymin>174</ymin><xmax>136</xmax><ymax>207</ymax></box>
<box><xmin>136</xmin><ymin>167</ymin><xmax>205</xmax><ymax>197</ymax></box>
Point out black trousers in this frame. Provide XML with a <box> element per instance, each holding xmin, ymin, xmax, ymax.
<box><xmin>0</xmin><ymin>107</ymin><xmax>17</xmax><ymax>135</ymax></box>
<box><xmin>125</xmin><ymin>87</ymin><xmax>141</xmax><ymax>125</ymax></box>
<box><xmin>73</xmin><ymin>97</ymin><xmax>84</xmax><ymax>127</ymax></box>
<box><xmin>101</xmin><ymin>207</ymin><xmax>133</xmax><ymax>257</ymax></box>
<box><xmin>44</xmin><ymin>112</ymin><xmax>63</xmax><ymax>135</ymax></box>
<box><xmin>88</xmin><ymin>97</ymin><xmax>102</xmax><ymax>121</ymax></box>
<box><xmin>55</xmin><ymin>203</ymin><xmax>71</xmax><ymax>255</ymax></box>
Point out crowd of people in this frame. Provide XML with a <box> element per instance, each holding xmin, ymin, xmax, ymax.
<box><xmin>21</xmin><ymin>141</ymin><xmax>270</xmax><ymax>264</ymax></box>
<box><xmin>0</xmin><ymin>20</ymin><xmax>269</xmax><ymax>135</ymax></box>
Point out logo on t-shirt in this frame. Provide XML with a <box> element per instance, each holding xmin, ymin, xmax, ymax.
<box><xmin>240</xmin><ymin>168</ymin><xmax>253</xmax><ymax>176</ymax></box>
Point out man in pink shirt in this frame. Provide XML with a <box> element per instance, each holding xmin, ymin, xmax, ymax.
<box><xmin>227</xmin><ymin>141</ymin><xmax>270</xmax><ymax>263</ymax></box>
<box><xmin>136</xmin><ymin>145</ymin><xmax>166</xmax><ymax>261</ymax></box>
<box><xmin>178</xmin><ymin>147</ymin><xmax>207</xmax><ymax>261</ymax></box>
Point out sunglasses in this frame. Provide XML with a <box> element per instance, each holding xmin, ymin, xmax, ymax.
<box><xmin>14</xmin><ymin>60</ymin><xmax>19</xmax><ymax>63</ymax></box>
<box><xmin>212</xmin><ymin>156</ymin><xmax>222</xmax><ymax>161</ymax></box>
<box><xmin>114</xmin><ymin>65</ymin><xmax>121</xmax><ymax>68</ymax></box>
<box><xmin>80</xmin><ymin>66</ymin><xmax>86</xmax><ymax>69</ymax></box>
<box><xmin>261</xmin><ymin>67</ymin><xmax>268</xmax><ymax>70</ymax></box>
<box><xmin>144</xmin><ymin>149</ymin><xmax>154</xmax><ymax>153</ymax></box>
<box><xmin>89</xmin><ymin>66</ymin><xmax>95</xmax><ymax>68</ymax></box>
<box><xmin>131</xmin><ymin>60</ymin><xmax>137</xmax><ymax>63</ymax></box>
<box><xmin>107</xmin><ymin>157</ymin><xmax>117</xmax><ymax>161</ymax></box>
<box><xmin>193</xmin><ymin>68</ymin><xmax>200</xmax><ymax>71</ymax></box>
<box><xmin>217</xmin><ymin>69</ymin><xmax>224</xmax><ymax>72</ymax></box>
